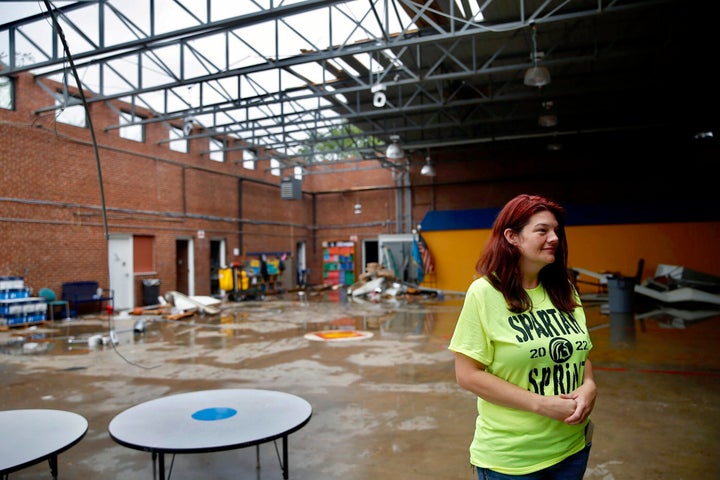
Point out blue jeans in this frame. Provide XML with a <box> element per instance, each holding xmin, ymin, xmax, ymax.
<box><xmin>476</xmin><ymin>444</ymin><xmax>591</xmax><ymax>480</ymax></box>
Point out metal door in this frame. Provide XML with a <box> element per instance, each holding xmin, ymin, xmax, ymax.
<box><xmin>108</xmin><ymin>235</ymin><xmax>133</xmax><ymax>310</ymax></box>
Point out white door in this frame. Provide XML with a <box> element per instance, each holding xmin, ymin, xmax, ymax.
<box><xmin>108</xmin><ymin>235</ymin><xmax>134</xmax><ymax>310</ymax></box>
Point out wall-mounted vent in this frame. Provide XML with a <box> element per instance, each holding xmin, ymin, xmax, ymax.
<box><xmin>280</xmin><ymin>177</ymin><xmax>302</xmax><ymax>200</ymax></box>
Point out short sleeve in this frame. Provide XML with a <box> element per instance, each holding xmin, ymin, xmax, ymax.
<box><xmin>449</xmin><ymin>278</ymin><xmax>495</xmax><ymax>366</ymax></box>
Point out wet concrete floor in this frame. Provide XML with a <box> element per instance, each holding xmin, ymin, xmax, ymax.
<box><xmin>1</xmin><ymin>290</ymin><xmax>719</xmax><ymax>479</ymax></box>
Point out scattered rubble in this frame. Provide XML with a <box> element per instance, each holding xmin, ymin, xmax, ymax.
<box><xmin>346</xmin><ymin>262</ymin><xmax>447</xmax><ymax>301</ymax></box>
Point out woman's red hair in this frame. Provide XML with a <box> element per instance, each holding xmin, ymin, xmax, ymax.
<box><xmin>475</xmin><ymin>194</ymin><xmax>578</xmax><ymax>313</ymax></box>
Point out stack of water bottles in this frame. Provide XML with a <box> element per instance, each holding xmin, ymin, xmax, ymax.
<box><xmin>0</xmin><ymin>276</ymin><xmax>46</xmax><ymax>327</ymax></box>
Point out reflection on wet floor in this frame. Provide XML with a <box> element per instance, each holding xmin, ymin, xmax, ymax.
<box><xmin>0</xmin><ymin>292</ymin><xmax>716</xmax><ymax>374</ymax></box>
<box><xmin>0</xmin><ymin>293</ymin><xmax>452</xmax><ymax>357</ymax></box>
<box><xmin>608</xmin><ymin>312</ymin><xmax>637</xmax><ymax>347</ymax></box>
<box><xmin>582</xmin><ymin>298</ymin><xmax>720</xmax><ymax>371</ymax></box>
<box><xmin>1</xmin><ymin>291</ymin><xmax>719</xmax><ymax>375</ymax></box>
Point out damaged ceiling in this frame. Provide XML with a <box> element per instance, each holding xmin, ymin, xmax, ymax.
<box><xmin>0</xmin><ymin>0</ymin><xmax>715</xmax><ymax>171</ymax></box>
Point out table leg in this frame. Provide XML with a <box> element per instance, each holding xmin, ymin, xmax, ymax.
<box><xmin>256</xmin><ymin>445</ymin><xmax>260</xmax><ymax>470</ymax></box>
<box><xmin>158</xmin><ymin>452</ymin><xmax>165</xmax><ymax>480</ymax></box>
<box><xmin>48</xmin><ymin>454</ymin><xmax>58</xmax><ymax>479</ymax></box>
<box><xmin>151</xmin><ymin>451</ymin><xmax>166</xmax><ymax>480</ymax></box>
<box><xmin>282</xmin><ymin>435</ymin><xmax>289</xmax><ymax>479</ymax></box>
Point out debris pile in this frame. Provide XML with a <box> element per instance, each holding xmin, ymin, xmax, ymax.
<box><xmin>347</xmin><ymin>262</ymin><xmax>405</xmax><ymax>301</ymax></box>
<box><xmin>129</xmin><ymin>291</ymin><xmax>222</xmax><ymax>320</ymax></box>
<box><xmin>346</xmin><ymin>262</ymin><xmax>446</xmax><ymax>301</ymax></box>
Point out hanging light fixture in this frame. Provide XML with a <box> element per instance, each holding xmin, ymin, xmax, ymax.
<box><xmin>353</xmin><ymin>192</ymin><xmax>362</xmax><ymax>214</ymax></box>
<box><xmin>524</xmin><ymin>25</ymin><xmax>551</xmax><ymax>87</ymax></box>
<box><xmin>421</xmin><ymin>155</ymin><xmax>436</xmax><ymax>177</ymax></box>
<box><xmin>385</xmin><ymin>134</ymin><xmax>405</xmax><ymax>159</ymax></box>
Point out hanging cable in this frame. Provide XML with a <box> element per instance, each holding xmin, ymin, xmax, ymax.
<box><xmin>42</xmin><ymin>0</ymin><xmax>109</xmax><ymax>241</ymax></box>
<box><xmin>40</xmin><ymin>1</ymin><xmax>166</xmax><ymax>370</ymax></box>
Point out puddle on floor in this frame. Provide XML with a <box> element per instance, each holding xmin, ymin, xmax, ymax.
<box><xmin>2</xmin><ymin>292</ymin><xmax>718</xmax><ymax>372</ymax></box>
<box><xmin>0</xmin><ymin>292</ymin><xmax>463</xmax><ymax>357</ymax></box>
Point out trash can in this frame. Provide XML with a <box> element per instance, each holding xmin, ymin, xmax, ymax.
<box><xmin>218</xmin><ymin>268</ymin><xmax>234</xmax><ymax>292</ymax></box>
<box><xmin>142</xmin><ymin>279</ymin><xmax>160</xmax><ymax>306</ymax></box>
<box><xmin>606</xmin><ymin>275</ymin><xmax>635</xmax><ymax>313</ymax></box>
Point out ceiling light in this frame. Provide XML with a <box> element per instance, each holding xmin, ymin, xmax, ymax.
<box><xmin>524</xmin><ymin>26</ymin><xmax>550</xmax><ymax>87</ymax></box>
<box><xmin>524</xmin><ymin>66</ymin><xmax>551</xmax><ymax>87</ymax></box>
<box><xmin>385</xmin><ymin>135</ymin><xmax>405</xmax><ymax>159</ymax></box>
<box><xmin>420</xmin><ymin>156</ymin><xmax>436</xmax><ymax>177</ymax></box>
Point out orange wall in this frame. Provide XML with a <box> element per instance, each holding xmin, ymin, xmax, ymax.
<box><xmin>422</xmin><ymin>222</ymin><xmax>720</xmax><ymax>294</ymax></box>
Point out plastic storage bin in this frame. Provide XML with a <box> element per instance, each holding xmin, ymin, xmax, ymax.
<box><xmin>607</xmin><ymin>275</ymin><xmax>636</xmax><ymax>313</ymax></box>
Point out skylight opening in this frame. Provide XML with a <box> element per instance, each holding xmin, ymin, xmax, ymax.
<box><xmin>380</xmin><ymin>48</ymin><xmax>404</xmax><ymax>69</ymax></box>
<box><xmin>456</xmin><ymin>0</ymin><xmax>484</xmax><ymax>22</ymax></box>
<box><xmin>324</xmin><ymin>85</ymin><xmax>348</xmax><ymax>105</ymax></box>
<box><xmin>328</xmin><ymin>58</ymin><xmax>360</xmax><ymax>78</ymax></box>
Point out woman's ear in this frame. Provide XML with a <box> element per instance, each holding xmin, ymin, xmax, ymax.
<box><xmin>503</xmin><ymin>228</ymin><xmax>517</xmax><ymax>246</ymax></box>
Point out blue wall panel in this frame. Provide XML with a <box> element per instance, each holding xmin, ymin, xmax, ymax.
<box><xmin>420</xmin><ymin>203</ymin><xmax>719</xmax><ymax>231</ymax></box>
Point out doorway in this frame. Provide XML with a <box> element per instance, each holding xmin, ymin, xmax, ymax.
<box><xmin>175</xmin><ymin>238</ymin><xmax>195</xmax><ymax>295</ymax></box>
<box><xmin>362</xmin><ymin>239</ymin><xmax>379</xmax><ymax>273</ymax></box>
<box><xmin>378</xmin><ymin>234</ymin><xmax>415</xmax><ymax>283</ymax></box>
<box><xmin>210</xmin><ymin>239</ymin><xmax>226</xmax><ymax>296</ymax></box>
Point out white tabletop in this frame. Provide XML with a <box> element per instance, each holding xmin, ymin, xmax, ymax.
<box><xmin>0</xmin><ymin>409</ymin><xmax>88</xmax><ymax>473</ymax></box>
<box><xmin>108</xmin><ymin>388</ymin><xmax>312</xmax><ymax>454</ymax></box>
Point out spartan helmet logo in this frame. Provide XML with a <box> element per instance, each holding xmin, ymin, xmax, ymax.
<box><xmin>549</xmin><ymin>337</ymin><xmax>573</xmax><ymax>363</ymax></box>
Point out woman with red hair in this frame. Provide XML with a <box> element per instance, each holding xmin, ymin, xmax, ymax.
<box><xmin>450</xmin><ymin>194</ymin><xmax>596</xmax><ymax>480</ymax></box>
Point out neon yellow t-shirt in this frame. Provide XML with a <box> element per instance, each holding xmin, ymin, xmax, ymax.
<box><xmin>449</xmin><ymin>276</ymin><xmax>592</xmax><ymax>475</ymax></box>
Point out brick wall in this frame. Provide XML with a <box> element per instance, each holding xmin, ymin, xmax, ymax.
<box><xmin>2</xmin><ymin>71</ymin><xmax>716</xmax><ymax>304</ymax></box>
<box><xmin>0</xmin><ymin>73</ymin><xmax>320</xmax><ymax>301</ymax></box>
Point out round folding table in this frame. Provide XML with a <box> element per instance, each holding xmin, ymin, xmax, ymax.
<box><xmin>0</xmin><ymin>409</ymin><xmax>88</xmax><ymax>479</ymax></box>
<box><xmin>108</xmin><ymin>388</ymin><xmax>312</xmax><ymax>479</ymax></box>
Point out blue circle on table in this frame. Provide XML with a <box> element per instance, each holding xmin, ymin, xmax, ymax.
<box><xmin>192</xmin><ymin>407</ymin><xmax>237</xmax><ymax>421</ymax></box>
